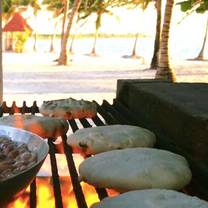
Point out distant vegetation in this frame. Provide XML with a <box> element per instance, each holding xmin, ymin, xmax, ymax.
<box><xmin>35</xmin><ymin>33</ymin><xmax>150</xmax><ymax>39</ymax></box>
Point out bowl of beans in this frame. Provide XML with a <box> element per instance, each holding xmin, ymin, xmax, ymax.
<box><xmin>0</xmin><ymin>125</ymin><xmax>49</xmax><ymax>206</ymax></box>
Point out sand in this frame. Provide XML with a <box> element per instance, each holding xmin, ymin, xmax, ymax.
<box><xmin>3</xmin><ymin>52</ymin><xmax>208</xmax><ymax>106</ymax></box>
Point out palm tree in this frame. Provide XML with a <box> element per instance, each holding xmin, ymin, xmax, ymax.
<box><xmin>155</xmin><ymin>0</ymin><xmax>176</xmax><ymax>81</ymax></box>
<box><xmin>58</xmin><ymin>0</ymin><xmax>82</xmax><ymax>65</ymax></box>
<box><xmin>29</xmin><ymin>0</ymin><xmax>41</xmax><ymax>51</ymax></box>
<box><xmin>178</xmin><ymin>0</ymin><xmax>208</xmax><ymax>61</ymax></box>
<box><xmin>150</xmin><ymin>0</ymin><xmax>161</xmax><ymax>69</ymax></box>
<box><xmin>20</xmin><ymin>0</ymin><xmax>41</xmax><ymax>51</ymax></box>
<box><xmin>43</xmin><ymin>0</ymin><xmax>98</xmax><ymax>60</ymax></box>
<box><xmin>87</xmin><ymin>0</ymin><xmax>116</xmax><ymax>56</ymax></box>
<box><xmin>89</xmin><ymin>7</ymin><xmax>102</xmax><ymax>56</ymax></box>
<box><xmin>196</xmin><ymin>13</ymin><xmax>208</xmax><ymax>60</ymax></box>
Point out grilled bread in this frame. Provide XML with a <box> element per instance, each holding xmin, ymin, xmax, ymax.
<box><xmin>91</xmin><ymin>189</ymin><xmax>208</xmax><ymax>208</ymax></box>
<box><xmin>67</xmin><ymin>125</ymin><xmax>156</xmax><ymax>155</ymax></box>
<box><xmin>0</xmin><ymin>115</ymin><xmax>68</xmax><ymax>138</ymax></box>
<box><xmin>79</xmin><ymin>148</ymin><xmax>192</xmax><ymax>192</ymax></box>
<box><xmin>39</xmin><ymin>98</ymin><xmax>97</xmax><ymax>119</ymax></box>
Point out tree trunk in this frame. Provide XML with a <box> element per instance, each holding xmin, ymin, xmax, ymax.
<box><xmin>60</xmin><ymin>0</ymin><xmax>69</xmax><ymax>51</ymax></box>
<box><xmin>150</xmin><ymin>0</ymin><xmax>161</xmax><ymax>69</ymax></box>
<box><xmin>50</xmin><ymin>33</ymin><xmax>55</xmax><ymax>52</ymax></box>
<box><xmin>58</xmin><ymin>0</ymin><xmax>81</xmax><ymax>65</ymax></box>
<box><xmin>33</xmin><ymin>11</ymin><xmax>38</xmax><ymax>51</ymax></box>
<box><xmin>155</xmin><ymin>0</ymin><xmax>176</xmax><ymax>82</ymax></box>
<box><xmin>33</xmin><ymin>32</ymin><xmax>37</xmax><ymax>51</ymax></box>
<box><xmin>69</xmin><ymin>17</ymin><xmax>80</xmax><ymax>54</ymax></box>
<box><xmin>90</xmin><ymin>27</ymin><xmax>99</xmax><ymax>56</ymax></box>
<box><xmin>195</xmin><ymin>12</ymin><xmax>208</xmax><ymax>60</ymax></box>
<box><xmin>50</xmin><ymin>22</ymin><xmax>58</xmax><ymax>52</ymax></box>
<box><xmin>89</xmin><ymin>13</ymin><xmax>101</xmax><ymax>56</ymax></box>
<box><xmin>132</xmin><ymin>33</ymin><xmax>138</xmax><ymax>57</ymax></box>
<box><xmin>69</xmin><ymin>33</ymin><xmax>75</xmax><ymax>54</ymax></box>
<box><xmin>0</xmin><ymin>2</ymin><xmax>3</xmax><ymax>103</ymax></box>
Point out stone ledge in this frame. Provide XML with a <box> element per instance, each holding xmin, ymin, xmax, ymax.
<box><xmin>116</xmin><ymin>79</ymin><xmax>208</xmax><ymax>198</ymax></box>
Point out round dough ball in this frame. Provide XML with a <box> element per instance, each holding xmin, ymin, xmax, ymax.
<box><xmin>67</xmin><ymin>125</ymin><xmax>156</xmax><ymax>155</ymax></box>
<box><xmin>79</xmin><ymin>148</ymin><xmax>192</xmax><ymax>191</ymax></box>
<box><xmin>91</xmin><ymin>189</ymin><xmax>208</xmax><ymax>208</ymax></box>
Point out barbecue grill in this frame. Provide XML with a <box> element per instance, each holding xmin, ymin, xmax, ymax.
<box><xmin>0</xmin><ymin>100</ymin><xmax>129</xmax><ymax>208</ymax></box>
<box><xmin>0</xmin><ymin>96</ymin><xmax>207</xmax><ymax>207</ymax></box>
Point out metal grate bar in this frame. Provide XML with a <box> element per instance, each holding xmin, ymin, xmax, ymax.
<box><xmin>78</xmin><ymin>117</ymin><xmax>109</xmax><ymax>200</ymax></box>
<box><xmin>48</xmin><ymin>139</ymin><xmax>64</xmax><ymax>208</ymax></box>
<box><xmin>79</xmin><ymin>118</ymin><xmax>92</xmax><ymax>128</ymax></box>
<box><xmin>91</xmin><ymin>115</ymin><xmax>105</xmax><ymax>126</ymax></box>
<box><xmin>113</xmin><ymin>99</ymin><xmax>140</xmax><ymax>126</ymax></box>
<box><xmin>95</xmin><ymin>101</ymin><xmax>118</xmax><ymax>125</ymax></box>
<box><xmin>101</xmin><ymin>100</ymin><xmax>132</xmax><ymax>125</ymax></box>
<box><xmin>62</xmin><ymin>134</ymin><xmax>88</xmax><ymax>208</ymax></box>
<box><xmin>68</xmin><ymin>119</ymin><xmax>79</xmax><ymax>132</ymax></box>
<box><xmin>29</xmin><ymin>179</ymin><xmax>37</xmax><ymax>208</ymax></box>
<box><xmin>0</xmin><ymin>101</ymin><xmax>39</xmax><ymax>115</ymax></box>
<box><xmin>0</xmin><ymin>101</ymin><xmax>138</xmax><ymax>207</ymax></box>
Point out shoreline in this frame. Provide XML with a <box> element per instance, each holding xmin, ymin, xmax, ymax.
<box><xmin>3</xmin><ymin>52</ymin><xmax>208</xmax><ymax>104</ymax></box>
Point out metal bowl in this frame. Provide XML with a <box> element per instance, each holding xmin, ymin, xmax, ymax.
<box><xmin>0</xmin><ymin>125</ymin><xmax>49</xmax><ymax>206</ymax></box>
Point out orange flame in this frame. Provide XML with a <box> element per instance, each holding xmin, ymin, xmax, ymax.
<box><xmin>7</xmin><ymin>152</ymin><xmax>119</xmax><ymax>208</ymax></box>
<box><xmin>36</xmin><ymin>177</ymin><xmax>55</xmax><ymax>208</ymax></box>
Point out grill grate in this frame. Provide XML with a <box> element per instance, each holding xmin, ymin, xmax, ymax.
<box><xmin>0</xmin><ymin>100</ymin><xmax>126</xmax><ymax>208</ymax></box>
<box><xmin>0</xmin><ymin>100</ymin><xmax>205</xmax><ymax>207</ymax></box>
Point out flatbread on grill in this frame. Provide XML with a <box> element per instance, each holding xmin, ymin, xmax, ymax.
<box><xmin>67</xmin><ymin>125</ymin><xmax>156</xmax><ymax>155</ymax></box>
<box><xmin>79</xmin><ymin>148</ymin><xmax>192</xmax><ymax>191</ymax></box>
<box><xmin>91</xmin><ymin>189</ymin><xmax>208</xmax><ymax>208</ymax></box>
<box><xmin>39</xmin><ymin>98</ymin><xmax>97</xmax><ymax>119</ymax></box>
<box><xmin>0</xmin><ymin>115</ymin><xmax>69</xmax><ymax>138</ymax></box>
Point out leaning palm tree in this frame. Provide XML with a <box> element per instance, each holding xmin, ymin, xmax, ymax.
<box><xmin>155</xmin><ymin>0</ymin><xmax>176</xmax><ymax>81</ymax></box>
<box><xmin>196</xmin><ymin>13</ymin><xmax>208</xmax><ymax>60</ymax></box>
<box><xmin>58</xmin><ymin>0</ymin><xmax>82</xmax><ymax>65</ymax></box>
<box><xmin>88</xmin><ymin>0</ymin><xmax>115</xmax><ymax>56</ymax></box>
<box><xmin>178</xmin><ymin>0</ymin><xmax>208</xmax><ymax>61</ymax></box>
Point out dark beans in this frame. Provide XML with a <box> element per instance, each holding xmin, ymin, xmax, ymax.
<box><xmin>0</xmin><ymin>136</ymin><xmax>37</xmax><ymax>181</ymax></box>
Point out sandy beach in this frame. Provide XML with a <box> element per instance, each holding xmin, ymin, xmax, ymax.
<box><xmin>3</xmin><ymin>51</ymin><xmax>208</xmax><ymax>106</ymax></box>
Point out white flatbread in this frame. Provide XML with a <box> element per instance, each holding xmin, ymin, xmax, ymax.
<box><xmin>0</xmin><ymin>115</ymin><xmax>69</xmax><ymax>138</ymax></box>
<box><xmin>67</xmin><ymin>125</ymin><xmax>156</xmax><ymax>155</ymax></box>
<box><xmin>79</xmin><ymin>148</ymin><xmax>192</xmax><ymax>191</ymax></box>
<box><xmin>39</xmin><ymin>98</ymin><xmax>97</xmax><ymax>119</ymax></box>
<box><xmin>91</xmin><ymin>189</ymin><xmax>208</xmax><ymax>208</ymax></box>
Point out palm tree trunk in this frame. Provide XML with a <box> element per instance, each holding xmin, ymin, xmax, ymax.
<box><xmin>33</xmin><ymin>33</ymin><xmax>37</xmax><ymax>51</ymax></box>
<box><xmin>33</xmin><ymin>11</ymin><xmax>38</xmax><ymax>51</ymax></box>
<box><xmin>60</xmin><ymin>0</ymin><xmax>69</xmax><ymax>50</ymax></box>
<box><xmin>150</xmin><ymin>0</ymin><xmax>161</xmax><ymax>69</ymax></box>
<box><xmin>195</xmin><ymin>12</ymin><xmax>208</xmax><ymax>60</ymax></box>
<box><xmin>155</xmin><ymin>0</ymin><xmax>176</xmax><ymax>82</ymax></box>
<box><xmin>0</xmin><ymin>2</ymin><xmax>3</xmax><ymax>103</ymax></box>
<box><xmin>69</xmin><ymin>17</ymin><xmax>80</xmax><ymax>54</ymax></box>
<box><xmin>58</xmin><ymin>0</ymin><xmax>81</xmax><ymax>65</ymax></box>
<box><xmin>130</xmin><ymin>32</ymin><xmax>139</xmax><ymax>58</ymax></box>
<box><xmin>50</xmin><ymin>22</ymin><xmax>58</xmax><ymax>52</ymax></box>
<box><xmin>90</xmin><ymin>27</ymin><xmax>99</xmax><ymax>55</ymax></box>
<box><xmin>50</xmin><ymin>33</ymin><xmax>55</xmax><ymax>52</ymax></box>
<box><xmin>90</xmin><ymin>13</ymin><xmax>101</xmax><ymax>56</ymax></box>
